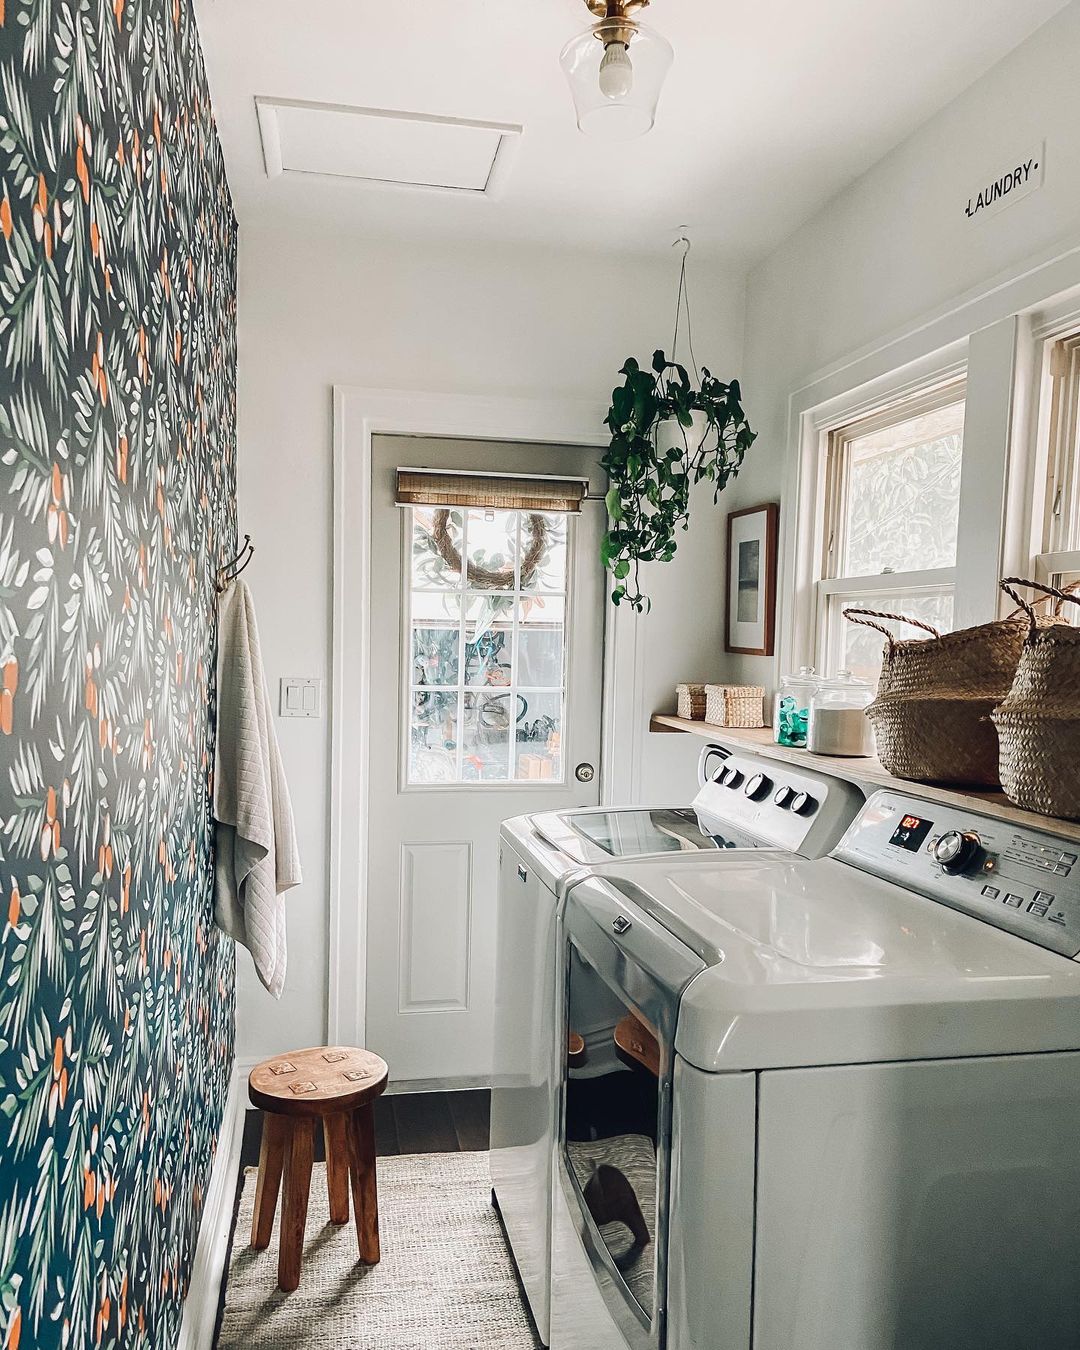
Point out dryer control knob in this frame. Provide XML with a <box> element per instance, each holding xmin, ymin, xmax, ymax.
<box><xmin>791</xmin><ymin>791</ymin><xmax>818</xmax><ymax>816</ymax></box>
<box><xmin>933</xmin><ymin>829</ymin><xmax>984</xmax><ymax>875</ymax></box>
<box><xmin>744</xmin><ymin>773</ymin><xmax>772</xmax><ymax>801</ymax></box>
<box><xmin>724</xmin><ymin>768</ymin><xmax>744</xmax><ymax>789</ymax></box>
<box><xmin>773</xmin><ymin>786</ymin><xmax>795</xmax><ymax>809</ymax></box>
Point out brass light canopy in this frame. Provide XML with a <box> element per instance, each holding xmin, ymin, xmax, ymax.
<box><xmin>560</xmin><ymin>0</ymin><xmax>672</xmax><ymax>140</ymax></box>
<box><xmin>583</xmin><ymin>0</ymin><xmax>649</xmax><ymax>50</ymax></box>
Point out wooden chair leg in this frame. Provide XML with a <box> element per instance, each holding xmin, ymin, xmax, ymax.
<box><xmin>250</xmin><ymin>1112</ymin><xmax>287</xmax><ymax>1250</ymax></box>
<box><xmin>323</xmin><ymin>1113</ymin><xmax>351</xmax><ymax>1225</ymax></box>
<box><xmin>278</xmin><ymin>1118</ymin><xmax>315</xmax><ymax>1292</ymax></box>
<box><xmin>346</xmin><ymin>1104</ymin><xmax>380</xmax><ymax>1265</ymax></box>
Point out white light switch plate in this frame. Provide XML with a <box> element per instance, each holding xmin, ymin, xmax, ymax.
<box><xmin>279</xmin><ymin>677</ymin><xmax>322</xmax><ymax>718</ymax></box>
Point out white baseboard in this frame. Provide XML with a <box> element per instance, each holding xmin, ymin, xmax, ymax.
<box><xmin>178</xmin><ymin>1065</ymin><xmax>246</xmax><ymax>1350</ymax></box>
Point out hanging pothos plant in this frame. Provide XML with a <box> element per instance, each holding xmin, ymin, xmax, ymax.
<box><xmin>601</xmin><ymin>349</ymin><xmax>757</xmax><ymax>611</ymax></box>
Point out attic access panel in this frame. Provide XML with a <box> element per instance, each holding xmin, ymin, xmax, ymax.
<box><xmin>255</xmin><ymin>96</ymin><xmax>521</xmax><ymax>195</ymax></box>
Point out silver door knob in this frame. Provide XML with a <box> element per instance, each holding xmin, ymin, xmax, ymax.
<box><xmin>575</xmin><ymin>763</ymin><xmax>595</xmax><ymax>783</ymax></box>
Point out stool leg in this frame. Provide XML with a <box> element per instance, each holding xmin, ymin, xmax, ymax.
<box><xmin>323</xmin><ymin>1113</ymin><xmax>350</xmax><ymax>1225</ymax></box>
<box><xmin>278</xmin><ymin>1118</ymin><xmax>315</xmax><ymax>1292</ymax></box>
<box><xmin>250</xmin><ymin>1113</ymin><xmax>287</xmax><ymax>1250</ymax></box>
<box><xmin>346</xmin><ymin>1104</ymin><xmax>380</xmax><ymax>1265</ymax></box>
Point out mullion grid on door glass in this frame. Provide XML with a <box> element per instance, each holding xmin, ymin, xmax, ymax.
<box><xmin>408</xmin><ymin>507</ymin><xmax>567</xmax><ymax>785</ymax></box>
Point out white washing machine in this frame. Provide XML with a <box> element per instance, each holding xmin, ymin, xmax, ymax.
<box><xmin>550</xmin><ymin>788</ymin><xmax>1080</xmax><ymax>1350</ymax></box>
<box><xmin>490</xmin><ymin>744</ymin><xmax>865</xmax><ymax>1344</ymax></box>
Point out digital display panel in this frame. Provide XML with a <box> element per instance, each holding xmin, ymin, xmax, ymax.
<box><xmin>889</xmin><ymin>814</ymin><xmax>933</xmax><ymax>852</ymax></box>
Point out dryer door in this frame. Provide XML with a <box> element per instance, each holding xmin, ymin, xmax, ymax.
<box><xmin>559</xmin><ymin>879</ymin><xmax>705</xmax><ymax>1350</ymax></box>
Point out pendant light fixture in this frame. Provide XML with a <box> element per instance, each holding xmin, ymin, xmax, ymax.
<box><xmin>560</xmin><ymin>0</ymin><xmax>673</xmax><ymax>141</ymax></box>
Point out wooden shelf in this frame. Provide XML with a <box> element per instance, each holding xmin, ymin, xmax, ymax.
<box><xmin>649</xmin><ymin>713</ymin><xmax>1080</xmax><ymax>843</ymax></box>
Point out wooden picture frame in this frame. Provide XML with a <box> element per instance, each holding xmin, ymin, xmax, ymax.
<box><xmin>726</xmin><ymin>503</ymin><xmax>779</xmax><ymax>656</ymax></box>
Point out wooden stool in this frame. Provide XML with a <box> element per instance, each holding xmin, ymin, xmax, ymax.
<box><xmin>248</xmin><ymin>1045</ymin><xmax>389</xmax><ymax>1292</ymax></box>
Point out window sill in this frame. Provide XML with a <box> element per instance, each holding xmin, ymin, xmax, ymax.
<box><xmin>649</xmin><ymin>714</ymin><xmax>1080</xmax><ymax>841</ymax></box>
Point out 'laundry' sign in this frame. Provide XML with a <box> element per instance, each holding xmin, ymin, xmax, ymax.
<box><xmin>964</xmin><ymin>143</ymin><xmax>1044</xmax><ymax>223</ymax></box>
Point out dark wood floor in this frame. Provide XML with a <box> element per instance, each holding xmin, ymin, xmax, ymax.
<box><xmin>239</xmin><ymin>1088</ymin><xmax>492</xmax><ymax>1165</ymax></box>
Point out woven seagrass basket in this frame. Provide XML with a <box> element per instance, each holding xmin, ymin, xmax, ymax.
<box><xmin>992</xmin><ymin>578</ymin><xmax>1080</xmax><ymax>820</ymax></box>
<box><xmin>844</xmin><ymin>608</ymin><xmax>1028</xmax><ymax>787</ymax></box>
<box><xmin>676</xmin><ymin>683</ymin><xmax>707</xmax><ymax>720</ymax></box>
<box><xmin>704</xmin><ymin>684</ymin><xmax>765</xmax><ymax>729</ymax></box>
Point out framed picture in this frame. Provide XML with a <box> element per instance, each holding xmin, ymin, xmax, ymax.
<box><xmin>726</xmin><ymin>503</ymin><xmax>778</xmax><ymax>656</ymax></box>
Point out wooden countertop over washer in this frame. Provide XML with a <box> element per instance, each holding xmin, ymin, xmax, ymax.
<box><xmin>649</xmin><ymin>716</ymin><xmax>1080</xmax><ymax>844</ymax></box>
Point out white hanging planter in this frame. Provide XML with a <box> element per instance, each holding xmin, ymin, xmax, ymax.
<box><xmin>654</xmin><ymin>407</ymin><xmax>710</xmax><ymax>458</ymax></box>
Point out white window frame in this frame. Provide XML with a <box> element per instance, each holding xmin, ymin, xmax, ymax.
<box><xmin>1027</xmin><ymin>312</ymin><xmax>1080</xmax><ymax>589</ymax></box>
<box><xmin>815</xmin><ymin>378</ymin><xmax>966</xmax><ymax>671</ymax></box>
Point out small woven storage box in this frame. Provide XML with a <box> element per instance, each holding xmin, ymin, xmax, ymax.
<box><xmin>676</xmin><ymin>683</ymin><xmax>707</xmax><ymax>720</ymax></box>
<box><xmin>993</xmin><ymin>579</ymin><xmax>1080</xmax><ymax>820</ymax></box>
<box><xmin>844</xmin><ymin>608</ymin><xmax>1028</xmax><ymax>787</ymax></box>
<box><xmin>704</xmin><ymin>684</ymin><xmax>765</xmax><ymax>729</ymax></box>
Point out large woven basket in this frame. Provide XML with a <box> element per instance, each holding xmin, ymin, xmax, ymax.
<box><xmin>844</xmin><ymin>608</ymin><xmax>1028</xmax><ymax>787</ymax></box>
<box><xmin>993</xmin><ymin>578</ymin><xmax>1080</xmax><ymax>819</ymax></box>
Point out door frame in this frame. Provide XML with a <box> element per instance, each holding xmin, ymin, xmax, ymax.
<box><xmin>329</xmin><ymin>386</ymin><xmax>646</xmax><ymax>1049</ymax></box>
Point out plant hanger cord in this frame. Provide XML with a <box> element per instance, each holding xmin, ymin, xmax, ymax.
<box><xmin>671</xmin><ymin>231</ymin><xmax>700</xmax><ymax>388</ymax></box>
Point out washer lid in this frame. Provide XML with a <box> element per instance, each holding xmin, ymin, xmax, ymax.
<box><xmin>587</xmin><ymin>854</ymin><xmax>1080</xmax><ymax>1072</ymax></box>
<box><xmin>530</xmin><ymin>806</ymin><xmax>733</xmax><ymax>864</ymax></box>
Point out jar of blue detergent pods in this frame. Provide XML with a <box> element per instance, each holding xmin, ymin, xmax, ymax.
<box><xmin>773</xmin><ymin>667</ymin><xmax>822</xmax><ymax>748</ymax></box>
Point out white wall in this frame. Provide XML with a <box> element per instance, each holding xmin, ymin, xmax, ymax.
<box><xmin>729</xmin><ymin>0</ymin><xmax>1080</xmax><ymax>688</ymax></box>
<box><xmin>235</xmin><ymin>226</ymin><xmax>745</xmax><ymax>1060</ymax></box>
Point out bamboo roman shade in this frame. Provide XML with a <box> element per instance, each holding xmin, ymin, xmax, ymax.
<box><xmin>395</xmin><ymin>467</ymin><xmax>589</xmax><ymax>514</ymax></box>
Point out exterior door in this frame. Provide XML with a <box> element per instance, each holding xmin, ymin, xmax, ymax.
<box><xmin>367</xmin><ymin>435</ymin><xmax>606</xmax><ymax>1084</ymax></box>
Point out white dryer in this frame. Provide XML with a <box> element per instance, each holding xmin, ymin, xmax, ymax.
<box><xmin>551</xmin><ymin>789</ymin><xmax>1080</xmax><ymax>1350</ymax></box>
<box><xmin>490</xmin><ymin>745</ymin><xmax>865</xmax><ymax>1344</ymax></box>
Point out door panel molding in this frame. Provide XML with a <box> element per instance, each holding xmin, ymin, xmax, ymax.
<box><xmin>331</xmin><ymin>387</ymin><xmax>639</xmax><ymax>1050</ymax></box>
<box><xmin>397</xmin><ymin>841</ymin><xmax>472</xmax><ymax>1013</ymax></box>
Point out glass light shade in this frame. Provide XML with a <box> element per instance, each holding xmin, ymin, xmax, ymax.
<box><xmin>560</xmin><ymin>18</ymin><xmax>673</xmax><ymax>141</ymax></box>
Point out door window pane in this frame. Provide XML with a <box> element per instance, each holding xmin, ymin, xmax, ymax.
<box><xmin>465</xmin><ymin>510</ymin><xmax>520</xmax><ymax>590</ymax></box>
<box><xmin>412</xmin><ymin>507</ymin><xmax>464</xmax><ymax>590</ymax></box>
<box><xmin>406</xmin><ymin>506</ymin><xmax>570</xmax><ymax>786</ymax></box>
<box><xmin>829</xmin><ymin>588</ymin><xmax>955</xmax><ymax>685</ymax></box>
<box><xmin>460</xmin><ymin>692</ymin><xmax>514</xmax><ymax>782</ymax></box>
<box><xmin>521</xmin><ymin>513</ymin><xmax>568</xmax><ymax>591</ymax></box>
<box><xmin>840</xmin><ymin>400</ymin><xmax>964</xmax><ymax>577</ymax></box>
<box><xmin>517</xmin><ymin>615</ymin><xmax>564</xmax><ymax>688</ymax></box>
<box><xmin>408</xmin><ymin>690</ymin><xmax>460</xmax><ymax>784</ymax></box>
<box><xmin>515</xmin><ymin>691</ymin><xmax>562</xmax><ymax>780</ymax></box>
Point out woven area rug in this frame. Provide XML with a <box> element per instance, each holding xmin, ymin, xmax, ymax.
<box><xmin>217</xmin><ymin>1151</ymin><xmax>538</xmax><ymax>1349</ymax></box>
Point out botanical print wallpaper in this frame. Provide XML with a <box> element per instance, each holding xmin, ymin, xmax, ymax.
<box><xmin>0</xmin><ymin>0</ymin><xmax>237</xmax><ymax>1345</ymax></box>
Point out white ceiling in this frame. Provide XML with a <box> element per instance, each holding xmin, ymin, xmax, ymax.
<box><xmin>196</xmin><ymin>0</ymin><xmax>1070</xmax><ymax>264</ymax></box>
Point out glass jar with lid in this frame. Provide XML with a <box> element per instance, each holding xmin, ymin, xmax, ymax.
<box><xmin>773</xmin><ymin>667</ymin><xmax>822</xmax><ymax>747</ymax></box>
<box><xmin>807</xmin><ymin>670</ymin><xmax>875</xmax><ymax>757</ymax></box>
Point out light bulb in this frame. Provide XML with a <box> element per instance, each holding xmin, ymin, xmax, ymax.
<box><xmin>598</xmin><ymin>41</ymin><xmax>633</xmax><ymax>100</ymax></box>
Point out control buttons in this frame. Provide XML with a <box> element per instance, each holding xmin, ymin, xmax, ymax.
<box><xmin>933</xmin><ymin>829</ymin><xmax>985</xmax><ymax>875</ymax></box>
<box><xmin>773</xmin><ymin>786</ymin><xmax>795</xmax><ymax>809</ymax></box>
<box><xmin>1034</xmin><ymin>890</ymin><xmax>1056</xmax><ymax>905</ymax></box>
<box><xmin>1003</xmin><ymin>893</ymin><xmax>1024</xmax><ymax>908</ymax></box>
<box><xmin>744</xmin><ymin>773</ymin><xmax>772</xmax><ymax>802</ymax></box>
<box><xmin>1004</xmin><ymin>840</ymin><xmax>1076</xmax><ymax>876</ymax></box>
<box><xmin>791</xmin><ymin>791</ymin><xmax>817</xmax><ymax>817</ymax></box>
<box><xmin>981</xmin><ymin>885</ymin><xmax>1000</xmax><ymax>899</ymax></box>
<box><xmin>1028</xmin><ymin>900</ymin><xmax>1050</xmax><ymax>917</ymax></box>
